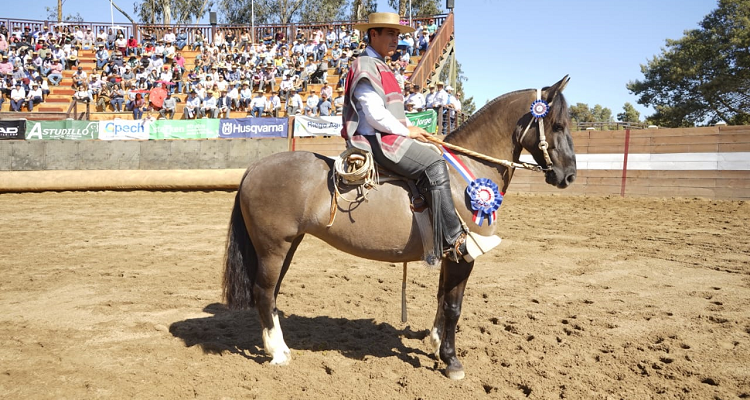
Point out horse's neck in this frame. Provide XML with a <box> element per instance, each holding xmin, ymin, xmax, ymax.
<box><xmin>444</xmin><ymin>100</ymin><xmax>521</xmax><ymax>192</ymax></box>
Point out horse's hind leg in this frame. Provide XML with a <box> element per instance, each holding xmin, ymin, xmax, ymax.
<box><xmin>254</xmin><ymin>234</ymin><xmax>305</xmax><ymax>365</ymax></box>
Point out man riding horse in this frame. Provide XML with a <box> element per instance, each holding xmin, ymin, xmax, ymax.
<box><xmin>341</xmin><ymin>12</ymin><xmax>494</xmax><ymax>263</ymax></box>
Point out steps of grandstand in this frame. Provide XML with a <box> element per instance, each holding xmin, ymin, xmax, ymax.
<box><xmin>1</xmin><ymin>48</ymin><xmax>423</xmax><ymax>119</ymax></box>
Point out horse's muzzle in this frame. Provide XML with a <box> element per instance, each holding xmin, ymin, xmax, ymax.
<box><xmin>546</xmin><ymin>168</ymin><xmax>576</xmax><ymax>189</ymax></box>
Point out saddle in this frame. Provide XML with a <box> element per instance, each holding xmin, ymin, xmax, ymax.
<box><xmin>329</xmin><ymin>147</ymin><xmax>501</xmax><ymax>264</ymax></box>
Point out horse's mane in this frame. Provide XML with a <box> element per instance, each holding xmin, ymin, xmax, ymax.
<box><xmin>445</xmin><ymin>87</ymin><xmax>569</xmax><ymax>141</ymax></box>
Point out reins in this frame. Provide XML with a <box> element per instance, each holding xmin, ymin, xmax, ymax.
<box><xmin>426</xmin><ymin>87</ymin><xmax>557</xmax><ymax>173</ymax></box>
<box><xmin>423</xmin><ymin>135</ymin><xmax>546</xmax><ymax>172</ymax></box>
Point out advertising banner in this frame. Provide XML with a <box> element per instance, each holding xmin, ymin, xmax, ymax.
<box><xmin>26</xmin><ymin>120</ymin><xmax>99</xmax><ymax>140</ymax></box>
<box><xmin>218</xmin><ymin>117</ymin><xmax>289</xmax><ymax>139</ymax></box>
<box><xmin>406</xmin><ymin>109</ymin><xmax>438</xmax><ymax>134</ymax></box>
<box><xmin>293</xmin><ymin>115</ymin><xmax>343</xmax><ymax>137</ymax></box>
<box><xmin>98</xmin><ymin>119</ymin><xmax>150</xmax><ymax>140</ymax></box>
<box><xmin>0</xmin><ymin>119</ymin><xmax>26</xmax><ymax>140</ymax></box>
<box><xmin>149</xmin><ymin>119</ymin><xmax>220</xmax><ymax>140</ymax></box>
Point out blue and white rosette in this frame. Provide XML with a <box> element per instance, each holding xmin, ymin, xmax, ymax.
<box><xmin>466</xmin><ymin>178</ymin><xmax>503</xmax><ymax>226</ymax></box>
<box><xmin>530</xmin><ymin>99</ymin><xmax>550</xmax><ymax>119</ymax></box>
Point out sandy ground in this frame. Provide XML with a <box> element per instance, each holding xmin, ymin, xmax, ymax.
<box><xmin>0</xmin><ymin>190</ymin><xmax>748</xmax><ymax>399</ymax></box>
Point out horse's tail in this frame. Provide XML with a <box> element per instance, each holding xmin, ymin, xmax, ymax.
<box><xmin>222</xmin><ymin>190</ymin><xmax>257</xmax><ymax>310</ymax></box>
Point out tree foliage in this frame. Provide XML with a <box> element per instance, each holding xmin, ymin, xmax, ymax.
<box><xmin>134</xmin><ymin>0</ymin><xmax>213</xmax><ymax>24</ymax></box>
<box><xmin>627</xmin><ymin>0</ymin><xmax>750</xmax><ymax>126</ymax></box>
<box><xmin>569</xmin><ymin>103</ymin><xmax>593</xmax><ymax>125</ymax></box>
<box><xmin>569</xmin><ymin>103</ymin><xmax>613</xmax><ymax>125</ymax></box>
<box><xmin>219</xmin><ymin>0</ymin><xmax>369</xmax><ymax>24</ymax></box>
<box><xmin>298</xmin><ymin>0</ymin><xmax>349</xmax><ymax>23</ymax></box>
<box><xmin>617</xmin><ymin>102</ymin><xmax>641</xmax><ymax>123</ymax></box>
<box><xmin>45</xmin><ymin>6</ymin><xmax>83</xmax><ymax>23</ymax></box>
<box><xmin>387</xmin><ymin>0</ymin><xmax>443</xmax><ymax>18</ymax></box>
<box><xmin>438</xmin><ymin>59</ymin><xmax>476</xmax><ymax>115</ymax></box>
<box><xmin>350</xmin><ymin>0</ymin><xmax>377</xmax><ymax>21</ymax></box>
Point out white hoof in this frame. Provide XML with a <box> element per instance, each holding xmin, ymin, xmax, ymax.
<box><xmin>263</xmin><ymin>314</ymin><xmax>291</xmax><ymax>366</ymax></box>
<box><xmin>269</xmin><ymin>349</ymin><xmax>291</xmax><ymax>366</ymax></box>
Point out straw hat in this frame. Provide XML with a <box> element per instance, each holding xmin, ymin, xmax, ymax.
<box><xmin>354</xmin><ymin>12</ymin><xmax>415</xmax><ymax>34</ymax></box>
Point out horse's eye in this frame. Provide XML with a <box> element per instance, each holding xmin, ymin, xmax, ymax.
<box><xmin>553</xmin><ymin>123</ymin><xmax>564</xmax><ymax>132</ymax></box>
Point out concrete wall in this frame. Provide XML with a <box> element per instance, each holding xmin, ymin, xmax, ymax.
<box><xmin>0</xmin><ymin>138</ymin><xmax>289</xmax><ymax>171</ymax></box>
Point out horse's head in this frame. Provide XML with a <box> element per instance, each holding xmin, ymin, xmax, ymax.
<box><xmin>515</xmin><ymin>75</ymin><xmax>577</xmax><ymax>188</ymax></box>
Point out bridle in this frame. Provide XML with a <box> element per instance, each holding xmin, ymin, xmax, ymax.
<box><xmin>517</xmin><ymin>88</ymin><xmax>554</xmax><ymax>171</ymax></box>
<box><xmin>426</xmin><ymin>86</ymin><xmax>564</xmax><ymax>174</ymax></box>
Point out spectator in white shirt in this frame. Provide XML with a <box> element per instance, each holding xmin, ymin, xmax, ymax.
<box><xmin>249</xmin><ymin>91</ymin><xmax>267</xmax><ymax>117</ymax></box>
<box><xmin>10</xmin><ymin>83</ymin><xmax>25</xmax><ymax>111</ymax></box>
<box><xmin>279</xmin><ymin>75</ymin><xmax>293</xmax><ymax>100</ymax></box>
<box><xmin>184</xmin><ymin>91</ymin><xmax>202</xmax><ymax>119</ymax></box>
<box><xmin>227</xmin><ymin>84</ymin><xmax>241</xmax><ymax>111</ymax></box>
<box><xmin>267</xmin><ymin>91</ymin><xmax>281</xmax><ymax>117</ymax></box>
<box><xmin>163</xmin><ymin>29</ymin><xmax>176</xmax><ymax>45</ymax></box>
<box><xmin>202</xmin><ymin>91</ymin><xmax>218</xmax><ymax>118</ymax></box>
<box><xmin>433</xmin><ymin>81</ymin><xmax>448</xmax><ymax>108</ymax></box>
<box><xmin>239</xmin><ymin>83</ymin><xmax>253</xmax><ymax>112</ymax></box>
<box><xmin>287</xmin><ymin>89</ymin><xmax>304</xmax><ymax>115</ymax></box>
<box><xmin>26</xmin><ymin>83</ymin><xmax>44</xmax><ymax>111</ymax></box>
<box><xmin>406</xmin><ymin>84</ymin><xmax>426</xmax><ymax>112</ymax></box>
<box><xmin>304</xmin><ymin>91</ymin><xmax>319</xmax><ymax>116</ymax></box>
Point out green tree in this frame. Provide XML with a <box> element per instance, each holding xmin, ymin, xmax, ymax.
<box><xmin>45</xmin><ymin>6</ymin><xmax>84</xmax><ymax>23</ymax></box>
<box><xmin>591</xmin><ymin>104</ymin><xmax>613</xmax><ymax>123</ymax></box>
<box><xmin>298</xmin><ymin>0</ymin><xmax>348</xmax><ymax>23</ymax></box>
<box><xmin>350</xmin><ymin>0</ymin><xmax>377</xmax><ymax>21</ymax></box>
<box><xmin>388</xmin><ymin>0</ymin><xmax>443</xmax><ymax>17</ymax></box>
<box><xmin>219</xmin><ymin>0</ymin><xmax>364</xmax><ymax>24</ymax></box>
<box><xmin>134</xmin><ymin>0</ymin><xmax>212</xmax><ymax>24</ymax></box>
<box><xmin>617</xmin><ymin>102</ymin><xmax>641</xmax><ymax>123</ymax></box>
<box><xmin>569</xmin><ymin>103</ymin><xmax>594</xmax><ymax>125</ymax></box>
<box><xmin>627</xmin><ymin>0</ymin><xmax>750</xmax><ymax>126</ymax></box>
<box><xmin>438</xmin><ymin>59</ymin><xmax>476</xmax><ymax>115</ymax></box>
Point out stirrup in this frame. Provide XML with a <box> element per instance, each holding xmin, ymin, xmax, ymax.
<box><xmin>463</xmin><ymin>232</ymin><xmax>502</xmax><ymax>262</ymax></box>
<box><xmin>445</xmin><ymin>232</ymin><xmax>469</xmax><ymax>263</ymax></box>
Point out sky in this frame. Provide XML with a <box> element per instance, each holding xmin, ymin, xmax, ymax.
<box><xmin>11</xmin><ymin>0</ymin><xmax>719</xmax><ymax>120</ymax></box>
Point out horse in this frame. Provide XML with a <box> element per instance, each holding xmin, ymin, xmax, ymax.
<box><xmin>222</xmin><ymin>75</ymin><xmax>577</xmax><ymax>380</ymax></box>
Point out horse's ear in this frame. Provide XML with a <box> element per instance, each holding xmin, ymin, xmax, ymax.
<box><xmin>543</xmin><ymin>75</ymin><xmax>570</xmax><ymax>104</ymax></box>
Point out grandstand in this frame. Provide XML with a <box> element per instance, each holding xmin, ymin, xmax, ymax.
<box><xmin>0</xmin><ymin>13</ymin><xmax>463</xmax><ymax>130</ymax></box>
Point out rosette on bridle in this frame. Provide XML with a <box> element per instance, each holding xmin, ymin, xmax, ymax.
<box><xmin>530</xmin><ymin>99</ymin><xmax>549</xmax><ymax>119</ymax></box>
<box><xmin>466</xmin><ymin>178</ymin><xmax>503</xmax><ymax>226</ymax></box>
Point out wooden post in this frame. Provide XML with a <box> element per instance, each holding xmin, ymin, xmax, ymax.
<box><xmin>620</xmin><ymin>129</ymin><xmax>631</xmax><ymax>197</ymax></box>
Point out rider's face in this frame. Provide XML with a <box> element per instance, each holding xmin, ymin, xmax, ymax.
<box><xmin>369</xmin><ymin>28</ymin><xmax>399</xmax><ymax>58</ymax></box>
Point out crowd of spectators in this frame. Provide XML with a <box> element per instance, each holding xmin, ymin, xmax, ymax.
<box><xmin>0</xmin><ymin>17</ymin><xmax>455</xmax><ymax>122</ymax></box>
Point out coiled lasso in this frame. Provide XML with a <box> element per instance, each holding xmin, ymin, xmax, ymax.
<box><xmin>327</xmin><ymin>147</ymin><xmax>379</xmax><ymax>227</ymax></box>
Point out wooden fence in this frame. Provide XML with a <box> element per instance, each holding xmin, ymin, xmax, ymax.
<box><xmin>294</xmin><ymin>126</ymin><xmax>750</xmax><ymax>200</ymax></box>
<box><xmin>512</xmin><ymin>125</ymin><xmax>750</xmax><ymax>200</ymax></box>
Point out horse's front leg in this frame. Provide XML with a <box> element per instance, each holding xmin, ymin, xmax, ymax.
<box><xmin>429</xmin><ymin>266</ymin><xmax>446</xmax><ymax>356</ymax></box>
<box><xmin>437</xmin><ymin>258</ymin><xmax>474</xmax><ymax>380</ymax></box>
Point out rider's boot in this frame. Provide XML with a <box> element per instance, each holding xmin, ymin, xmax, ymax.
<box><xmin>423</xmin><ymin>161</ymin><xmax>470</xmax><ymax>263</ymax></box>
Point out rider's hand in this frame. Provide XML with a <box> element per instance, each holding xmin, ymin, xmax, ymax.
<box><xmin>407</xmin><ymin>126</ymin><xmax>431</xmax><ymax>142</ymax></box>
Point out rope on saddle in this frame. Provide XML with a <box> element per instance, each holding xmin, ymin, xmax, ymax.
<box><xmin>327</xmin><ymin>147</ymin><xmax>379</xmax><ymax>227</ymax></box>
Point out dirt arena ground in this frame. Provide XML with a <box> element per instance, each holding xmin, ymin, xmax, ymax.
<box><xmin>0</xmin><ymin>190</ymin><xmax>748</xmax><ymax>399</ymax></box>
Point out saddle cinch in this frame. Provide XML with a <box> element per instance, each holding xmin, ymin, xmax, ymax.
<box><xmin>329</xmin><ymin>146</ymin><xmax>502</xmax><ymax>265</ymax></box>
